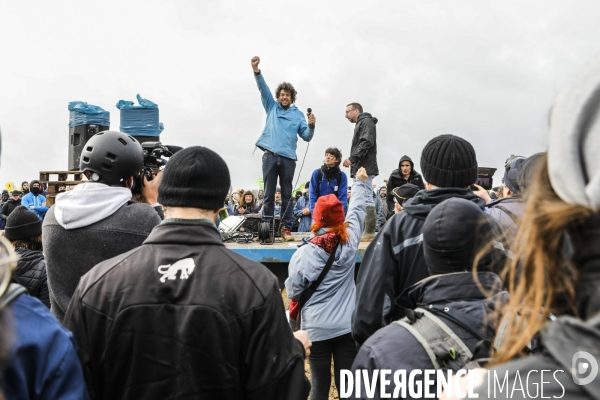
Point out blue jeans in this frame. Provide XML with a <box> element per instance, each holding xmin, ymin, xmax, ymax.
<box><xmin>261</xmin><ymin>152</ymin><xmax>295</xmax><ymax>229</ymax></box>
<box><xmin>354</xmin><ymin>175</ymin><xmax>376</xmax><ymax>207</ymax></box>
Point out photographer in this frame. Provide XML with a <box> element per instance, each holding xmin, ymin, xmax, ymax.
<box><xmin>43</xmin><ymin>131</ymin><xmax>161</xmax><ymax>322</ymax></box>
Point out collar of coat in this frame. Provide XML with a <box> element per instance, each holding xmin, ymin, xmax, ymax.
<box><xmin>397</xmin><ymin>271</ymin><xmax>503</xmax><ymax>310</ymax></box>
<box><xmin>144</xmin><ymin>219</ymin><xmax>222</xmax><ymax>246</ymax></box>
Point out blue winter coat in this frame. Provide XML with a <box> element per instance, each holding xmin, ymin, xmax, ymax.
<box><xmin>3</xmin><ymin>291</ymin><xmax>89</xmax><ymax>399</ymax></box>
<box><xmin>21</xmin><ymin>193</ymin><xmax>49</xmax><ymax>219</ymax></box>
<box><xmin>286</xmin><ymin>179</ymin><xmax>368</xmax><ymax>342</ymax></box>
<box><xmin>254</xmin><ymin>73</ymin><xmax>314</xmax><ymax>160</ymax></box>
<box><xmin>309</xmin><ymin>167</ymin><xmax>348</xmax><ymax>215</ymax></box>
<box><xmin>293</xmin><ymin>195</ymin><xmax>312</xmax><ymax>233</ymax></box>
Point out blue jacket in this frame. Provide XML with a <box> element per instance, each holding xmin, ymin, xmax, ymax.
<box><xmin>254</xmin><ymin>73</ymin><xmax>314</xmax><ymax>160</ymax></box>
<box><xmin>309</xmin><ymin>167</ymin><xmax>348</xmax><ymax>215</ymax></box>
<box><xmin>293</xmin><ymin>195</ymin><xmax>312</xmax><ymax>233</ymax></box>
<box><xmin>286</xmin><ymin>179</ymin><xmax>368</xmax><ymax>342</ymax></box>
<box><xmin>21</xmin><ymin>193</ymin><xmax>49</xmax><ymax>219</ymax></box>
<box><xmin>4</xmin><ymin>292</ymin><xmax>89</xmax><ymax>399</ymax></box>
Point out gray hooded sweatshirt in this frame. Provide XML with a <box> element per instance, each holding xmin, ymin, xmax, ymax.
<box><xmin>43</xmin><ymin>182</ymin><xmax>161</xmax><ymax>322</ymax></box>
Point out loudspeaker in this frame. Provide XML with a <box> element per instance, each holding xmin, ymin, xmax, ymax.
<box><xmin>68</xmin><ymin>124</ymin><xmax>109</xmax><ymax>170</ymax></box>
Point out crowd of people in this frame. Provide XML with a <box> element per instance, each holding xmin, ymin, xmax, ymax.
<box><xmin>0</xmin><ymin>54</ymin><xmax>598</xmax><ymax>400</ymax></box>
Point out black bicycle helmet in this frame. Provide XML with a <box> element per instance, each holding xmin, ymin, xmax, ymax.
<box><xmin>79</xmin><ymin>131</ymin><xmax>144</xmax><ymax>185</ymax></box>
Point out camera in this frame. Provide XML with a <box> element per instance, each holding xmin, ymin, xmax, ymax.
<box><xmin>471</xmin><ymin>167</ymin><xmax>497</xmax><ymax>191</ymax></box>
<box><xmin>131</xmin><ymin>142</ymin><xmax>182</xmax><ymax>194</ymax></box>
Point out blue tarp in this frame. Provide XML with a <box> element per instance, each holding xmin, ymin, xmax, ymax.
<box><xmin>116</xmin><ymin>94</ymin><xmax>164</xmax><ymax>137</ymax></box>
<box><xmin>68</xmin><ymin>101</ymin><xmax>110</xmax><ymax>128</ymax></box>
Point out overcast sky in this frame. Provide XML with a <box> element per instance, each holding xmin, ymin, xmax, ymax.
<box><xmin>1</xmin><ymin>0</ymin><xmax>599</xmax><ymax>191</ymax></box>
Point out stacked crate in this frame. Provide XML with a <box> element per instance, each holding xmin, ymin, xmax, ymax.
<box><xmin>39</xmin><ymin>171</ymin><xmax>84</xmax><ymax>206</ymax></box>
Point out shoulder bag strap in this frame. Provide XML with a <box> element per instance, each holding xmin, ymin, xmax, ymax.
<box><xmin>0</xmin><ymin>283</ymin><xmax>28</xmax><ymax>309</ymax></box>
<box><xmin>299</xmin><ymin>242</ymin><xmax>340</xmax><ymax>309</ymax></box>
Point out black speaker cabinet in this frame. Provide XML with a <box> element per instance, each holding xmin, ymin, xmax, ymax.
<box><xmin>68</xmin><ymin>124</ymin><xmax>109</xmax><ymax>170</ymax></box>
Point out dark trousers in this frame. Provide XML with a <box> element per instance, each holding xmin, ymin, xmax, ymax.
<box><xmin>261</xmin><ymin>152</ymin><xmax>295</xmax><ymax>229</ymax></box>
<box><xmin>308</xmin><ymin>333</ymin><xmax>357</xmax><ymax>400</ymax></box>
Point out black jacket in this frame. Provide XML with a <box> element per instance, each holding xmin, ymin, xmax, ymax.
<box><xmin>352</xmin><ymin>272</ymin><xmax>508</xmax><ymax>399</ymax></box>
<box><xmin>0</xmin><ymin>198</ymin><xmax>21</xmax><ymax>221</ymax></box>
<box><xmin>14</xmin><ymin>247</ymin><xmax>50</xmax><ymax>308</ymax></box>
<box><xmin>386</xmin><ymin>155</ymin><xmax>425</xmax><ymax>217</ymax></box>
<box><xmin>349</xmin><ymin>113</ymin><xmax>378</xmax><ymax>177</ymax></box>
<box><xmin>63</xmin><ymin>219</ymin><xmax>309</xmax><ymax>400</ymax></box>
<box><xmin>352</xmin><ymin>188</ymin><xmax>486</xmax><ymax>346</ymax></box>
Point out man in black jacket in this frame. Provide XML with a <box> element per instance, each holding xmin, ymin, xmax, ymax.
<box><xmin>351</xmin><ymin>198</ymin><xmax>508</xmax><ymax>399</ymax></box>
<box><xmin>64</xmin><ymin>146</ymin><xmax>311</xmax><ymax>400</ymax></box>
<box><xmin>343</xmin><ymin>103</ymin><xmax>378</xmax><ymax>237</ymax></box>
<box><xmin>352</xmin><ymin>134</ymin><xmax>485</xmax><ymax>347</ymax></box>
<box><xmin>385</xmin><ymin>155</ymin><xmax>425</xmax><ymax>218</ymax></box>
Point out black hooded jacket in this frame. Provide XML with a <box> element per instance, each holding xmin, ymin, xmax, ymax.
<box><xmin>349</xmin><ymin>113</ymin><xmax>379</xmax><ymax>177</ymax></box>
<box><xmin>386</xmin><ymin>155</ymin><xmax>425</xmax><ymax>217</ymax></box>
<box><xmin>352</xmin><ymin>272</ymin><xmax>508</xmax><ymax>399</ymax></box>
<box><xmin>352</xmin><ymin>188</ymin><xmax>487</xmax><ymax>346</ymax></box>
<box><xmin>63</xmin><ymin>219</ymin><xmax>309</xmax><ymax>400</ymax></box>
<box><xmin>0</xmin><ymin>198</ymin><xmax>21</xmax><ymax>221</ymax></box>
<box><xmin>14</xmin><ymin>247</ymin><xmax>50</xmax><ymax>308</ymax></box>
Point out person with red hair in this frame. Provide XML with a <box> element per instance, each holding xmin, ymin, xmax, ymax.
<box><xmin>286</xmin><ymin>167</ymin><xmax>369</xmax><ymax>400</ymax></box>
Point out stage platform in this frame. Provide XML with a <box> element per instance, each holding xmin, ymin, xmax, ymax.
<box><xmin>225</xmin><ymin>233</ymin><xmax>371</xmax><ymax>288</ymax></box>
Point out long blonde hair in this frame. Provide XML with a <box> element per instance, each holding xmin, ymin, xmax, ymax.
<box><xmin>489</xmin><ymin>153</ymin><xmax>594</xmax><ymax>365</ymax></box>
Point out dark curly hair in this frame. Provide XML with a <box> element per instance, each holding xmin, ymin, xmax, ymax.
<box><xmin>325</xmin><ymin>147</ymin><xmax>342</xmax><ymax>167</ymax></box>
<box><xmin>275</xmin><ymin>82</ymin><xmax>297</xmax><ymax>104</ymax></box>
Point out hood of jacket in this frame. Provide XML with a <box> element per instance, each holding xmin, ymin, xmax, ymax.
<box><xmin>402</xmin><ymin>187</ymin><xmax>486</xmax><ymax>220</ymax></box>
<box><xmin>398</xmin><ymin>155</ymin><xmax>415</xmax><ymax>170</ymax></box>
<box><xmin>53</xmin><ymin>182</ymin><xmax>133</xmax><ymax>230</ymax></box>
<box><xmin>357</xmin><ymin>112</ymin><xmax>378</xmax><ymax>125</ymax></box>
<box><xmin>399</xmin><ymin>271</ymin><xmax>507</xmax><ymax>339</ymax></box>
<box><xmin>398</xmin><ymin>271</ymin><xmax>504</xmax><ymax>309</ymax></box>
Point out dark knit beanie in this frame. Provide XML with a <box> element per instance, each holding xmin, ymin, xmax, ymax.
<box><xmin>392</xmin><ymin>183</ymin><xmax>420</xmax><ymax>206</ymax></box>
<box><xmin>4</xmin><ymin>205</ymin><xmax>43</xmax><ymax>241</ymax></box>
<box><xmin>420</xmin><ymin>134</ymin><xmax>478</xmax><ymax>188</ymax></box>
<box><xmin>158</xmin><ymin>146</ymin><xmax>231</xmax><ymax>210</ymax></box>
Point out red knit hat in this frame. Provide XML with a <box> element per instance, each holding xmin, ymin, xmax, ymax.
<box><xmin>313</xmin><ymin>194</ymin><xmax>345</xmax><ymax>227</ymax></box>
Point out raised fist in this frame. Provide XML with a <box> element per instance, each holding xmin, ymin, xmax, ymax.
<box><xmin>251</xmin><ymin>56</ymin><xmax>260</xmax><ymax>72</ymax></box>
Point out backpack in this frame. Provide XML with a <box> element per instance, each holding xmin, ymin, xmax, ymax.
<box><xmin>0</xmin><ymin>283</ymin><xmax>27</xmax><ymax>309</ymax></box>
<box><xmin>317</xmin><ymin>169</ymin><xmax>343</xmax><ymax>195</ymax></box>
<box><xmin>394</xmin><ymin>306</ymin><xmax>491</xmax><ymax>371</ymax></box>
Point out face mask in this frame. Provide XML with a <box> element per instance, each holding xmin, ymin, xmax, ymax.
<box><xmin>31</xmin><ymin>187</ymin><xmax>40</xmax><ymax>195</ymax></box>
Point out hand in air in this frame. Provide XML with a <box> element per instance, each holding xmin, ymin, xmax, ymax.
<box><xmin>356</xmin><ymin>167</ymin><xmax>368</xmax><ymax>182</ymax></box>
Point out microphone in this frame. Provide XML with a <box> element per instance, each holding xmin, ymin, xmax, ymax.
<box><xmin>307</xmin><ymin>108</ymin><xmax>315</xmax><ymax>129</ymax></box>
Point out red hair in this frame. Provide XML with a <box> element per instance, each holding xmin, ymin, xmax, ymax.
<box><xmin>310</xmin><ymin>222</ymin><xmax>350</xmax><ymax>244</ymax></box>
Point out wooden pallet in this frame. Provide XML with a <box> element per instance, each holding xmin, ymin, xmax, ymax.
<box><xmin>39</xmin><ymin>170</ymin><xmax>85</xmax><ymax>206</ymax></box>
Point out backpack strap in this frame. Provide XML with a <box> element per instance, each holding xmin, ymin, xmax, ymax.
<box><xmin>494</xmin><ymin>205</ymin><xmax>521</xmax><ymax>226</ymax></box>
<box><xmin>318</xmin><ymin>170</ymin><xmax>342</xmax><ymax>195</ymax></box>
<box><xmin>0</xmin><ymin>283</ymin><xmax>28</xmax><ymax>309</ymax></box>
<box><xmin>394</xmin><ymin>307</ymin><xmax>473</xmax><ymax>371</ymax></box>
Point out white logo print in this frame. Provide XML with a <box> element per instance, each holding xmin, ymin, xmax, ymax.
<box><xmin>572</xmin><ymin>351</ymin><xmax>599</xmax><ymax>385</ymax></box>
<box><xmin>157</xmin><ymin>258</ymin><xmax>196</xmax><ymax>283</ymax></box>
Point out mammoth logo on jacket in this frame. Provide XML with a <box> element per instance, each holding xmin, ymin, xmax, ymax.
<box><xmin>157</xmin><ymin>258</ymin><xmax>196</xmax><ymax>283</ymax></box>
